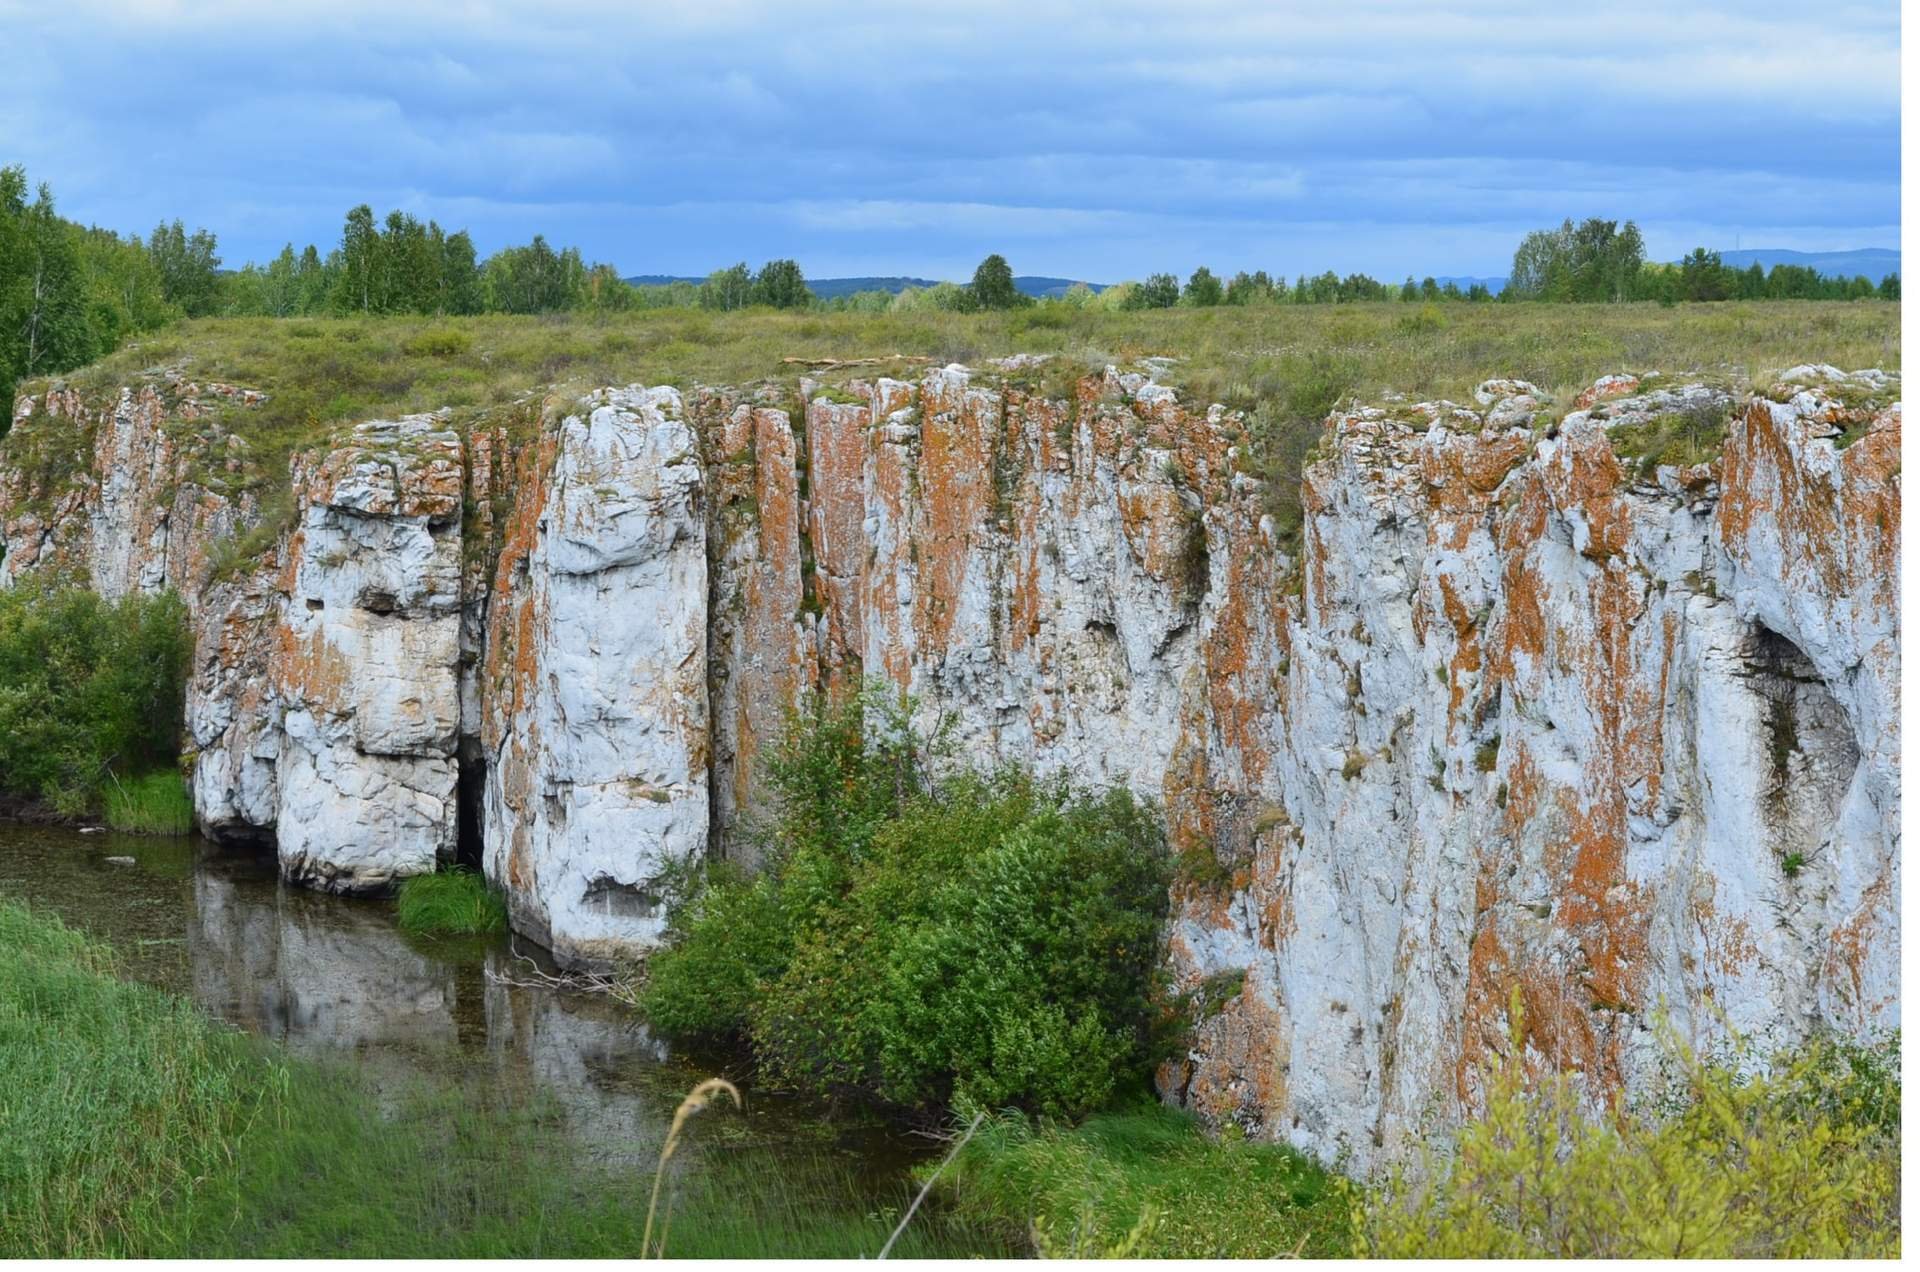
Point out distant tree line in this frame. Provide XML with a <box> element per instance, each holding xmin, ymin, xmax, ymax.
<box><xmin>2</xmin><ymin>164</ymin><xmax>1898</xmax><ymax>412</ymax></box>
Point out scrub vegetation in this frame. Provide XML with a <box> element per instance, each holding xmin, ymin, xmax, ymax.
<box><xmin>0</xmin><ymin>580</ymin><xmax>190</xmax><ymax>818</ymax></box>
<box><xmin>1353</xmin><ymin>1007</ymin><xmax>1901</xmax><ymax>1258</ymax></box>
<box><xmin>640</xmin><ymin>685</ymin><xmax>1171</xmax><ymax>1119</ymax></box>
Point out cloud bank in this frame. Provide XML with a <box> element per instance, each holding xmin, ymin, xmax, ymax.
<box><xmin>0</xmin><ymin>0</ymin><xmax>1898</xmax><ymax>279</ymax></box>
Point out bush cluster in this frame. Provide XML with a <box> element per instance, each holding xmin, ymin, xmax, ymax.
<box><xmin>0</xmin><ymin>580</ymin><xmax>190</xmax><ymax>815</ymax></box>
<box><xmin>1354</xmin><ymin>1005</ymin><xmax>1901</xmax><ymax>1258</ymax></box>
<box><xmin>641</xmin><ymin>686</ymin><xmax>1170</xmax><ymax>1118</ymax></box>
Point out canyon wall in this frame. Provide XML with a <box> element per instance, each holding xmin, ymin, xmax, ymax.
<box><xmin>2</xmin><ymin>359</ymin><xmax>1899</xmax><ymax>1170</ymax></box>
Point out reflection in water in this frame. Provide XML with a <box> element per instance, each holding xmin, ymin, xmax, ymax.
<box><xmin>0</xmin><ymin>825</ymin><xmax>926</xmax><ymax>1185</ymax></box>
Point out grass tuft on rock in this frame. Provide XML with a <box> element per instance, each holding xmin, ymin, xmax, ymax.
<box><xmin>103</xmin><ymin>770</ymin><xmax>194</xmax><ymax>835</ymax></box>
<box><xmin>395</xmin><ymin>867</ymin><xmax>507</xmax><ymax>937</ymax></box>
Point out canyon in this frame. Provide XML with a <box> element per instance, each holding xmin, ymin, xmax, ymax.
<box><xmin>0</xmin><ymin>357</ymin><xmax>1899</xmax><ymax>1171</ymax></box>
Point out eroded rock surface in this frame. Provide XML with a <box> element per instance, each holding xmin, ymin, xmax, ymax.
<box><xmin>480</xmin><ymin>387</ymin><xmax>710</xmax><ymax>966</ymax></box>
<box><xmin>2</xmin><ymin>358</ymin><xmax>1899</xmax><ymax>1169</ymax></box>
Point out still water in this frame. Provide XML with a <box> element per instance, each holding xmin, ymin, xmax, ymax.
<box><xmin>0</xmin><ymin>824</ymin><xmax>988</xmax><ymax>1250</ymax></box>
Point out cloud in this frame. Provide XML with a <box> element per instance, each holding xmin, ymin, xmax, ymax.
<box><xmin>0</xmin><ymin>0</ymin><xmax>1898</xmax><ymax>278</ymax></box>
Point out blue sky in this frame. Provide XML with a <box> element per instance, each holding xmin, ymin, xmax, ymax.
<box><xmin>0</xmin><ymin>0</ymin><xmax>1899</xmax><ymax>282</ymax></box>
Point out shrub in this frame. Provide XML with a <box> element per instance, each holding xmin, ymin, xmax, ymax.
<box><xmin>395</xmin><ymin>868</ymin><xmax>507</xmax><ymax>936</ymax></box>
<box><xmin>399</xmin><ymin>326</ymin><xmax>472</xmax><ymax>357</ymax></box>
<box><xmin>0</xmin><ymin>581</ymin><xmax>190</xmax><ymax>814</ymax></box>
<box><xmin>103</xmin><ymin>769</ymin><xmax>194</xmax><ymax>835</ymax></box>
<box><xmin>641</xmin><ymin>686</ymin><xmax>1170</xmax><ymax>1118</ymax></box>
<box><xmin>1352</xmin><ymin>1008</ymin><xmax>1901</xmax><ymax>1258</ymax></box>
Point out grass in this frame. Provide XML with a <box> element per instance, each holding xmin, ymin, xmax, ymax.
<box><xmin>9</xmin><ymin>300</ymin><xmax>1895</xmax><ymax>479</ymax></box>
<box><xmin>0</xmin><ymin>897</ymin><xmax>1000</xmax><ymax>1258</ymax></box>
<box><xmin>394</xmin><ymin>866</ymin><xmax>507</xmax><ymax>936</ymax></box>
<box><xmin>103</xmin><ymin>770</ymin><xmax>194</xmax><ymax>835</ymax></box>
<box><xmin>932</xmin><ymin>1102</ymin><xmax>1348</xmax><ymax>1257</ymax></box>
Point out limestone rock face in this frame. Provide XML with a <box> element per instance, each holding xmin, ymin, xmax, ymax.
<box><xmin>479</xmin><ymin>387</ymin><xmax>710</xmax><ymax>967</ymax></box>
<box><xmin>3</xmin><ymin>358</ymin><xmax>1899</xmax><ymax>1170</ymax></box>
<box><xmin>1159</xmin><ymin>368</ymin><xmax>1900</xmax><ymax>1170</ymax></box>
<box><xmin>272</xmin><ymin>417</ymin><xmax>465</xmax><ymax>892</ymax></box>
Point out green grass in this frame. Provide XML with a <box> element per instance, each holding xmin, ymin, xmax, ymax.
<box><xmin>103</xmin><ymin>770</ymin><xmax>194</xmax><ymax>835</ymax></box>
<box><xmin>932</xmin><ymin>1102</ymin><xmax>1349</xmax><ymax>1257</ymax></box>
<box><xmin>0</xmin><ymin>899</ymin><xmax>285</xmax><ymax>1256</ymax></box>
<box><xmin>0</xmin><ymin>897</ymin><xmax>998</xmax><ymax>1258</ymax></box>
<box><xmin>394</xmin><ymin>866</ymin><xmax>507</xmax><ymax>936</ymax></box>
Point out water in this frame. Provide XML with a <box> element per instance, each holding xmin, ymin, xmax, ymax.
<box><xmin>0</xmin><ymin>824</ymin><xmax>989</xmax><ymax>1251</ymax></box>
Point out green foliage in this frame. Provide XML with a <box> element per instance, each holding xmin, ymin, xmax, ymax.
<box><xmin>0</xmin><ymin>166</ymin><xmax>179</xmax><ymax>411</ymax></box>
<box><xmin>0</xmin><ymin>581</ymin><xmax>190</xmax><ymax>814</ymax></box>
<box><xmin>642</xmin><ymin>685</ymin><xmax>1170</xmax><ymax>1118</ymax></box>
<box><xmin>0</xmin><ymin>899</ymin><xmax>997</xmax><ymax>1258</ymax></box>
<box><xmin>1127</xmin><ymin>272</ymin><xmax>1180</xmax><ymax>309</ymax></box>
<box><xmin>1509</xmin><ymin>217</ymin><xmax>1647</xmax><ymax>302</ymax></box>
<box><xmin>103</xmin><ymin>769</ymin><xmax>194</xmax><ymax>835</ymax></box>
<box><xmin>700</xmin><ymin>261</ymin><xmax>754</xmax><ymax>311</ymax></box>
<box><xmin>1353</xmin><ymin>1014</ymin><xmax>1902</xmax><ymax>1258</ymax></box>
<box><xmin>751</xmin><ymin>258</ymin><xmax>810</xmax><ymax>309</ymax></box>
<box><xmin>1182</xmin><ymin>266</ymin><xmax>1223</xmax><ymax>307</ymax></box>
<box><xmin>145</xmin><ymin>219</ymin><xmax>221</xmax><ymax>316</ymax></box>
<box><xmin>933</xmin><ymin>1103</ymin><xmax>1347</xmax><ymax>1257</ymax></box>
<box><xmin>394</xmin><ymin>867</ymin><xmax>508</xmax><ymax>936</ymax></box>
<box><xmin>968</xmin><ymin>253</ymin><xmax>1021</xmax><ymax>310</ymax></box>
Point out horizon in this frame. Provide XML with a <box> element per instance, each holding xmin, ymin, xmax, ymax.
<box><xmin>1</xmin><ymin>1</ymin><xmax>1899</xmax><ymax>281</ymax></box>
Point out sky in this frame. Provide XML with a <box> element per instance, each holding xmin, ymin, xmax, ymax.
<box><xmin>0</xmin><ymin>0</ymin><xmax>1900</xmax><ymax>282</ymax></box>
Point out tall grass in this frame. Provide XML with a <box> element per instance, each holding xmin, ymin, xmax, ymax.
<box><xmin>394</xmin><ymin>866</ymin><xmax>507</xmax><ymax>936</ymax></box>
<box><xmin>0</xmin><ymin>898</ymin><xmax>999</xmax><ymax>1258</ymax></box>
<box><xmin>931</xmin><ymin>1102</ymin><xmax>1347</xmax><ymax>1258</ymax></box>
<box><xmin>103</xmin><ymin>770</ymin><xmax>194</xmax><ymax>835</ymax></box>
<box><xmin>0</xmin><ymin>900</ymin><xmax>286</xmax><ymax>1256</ymax></box>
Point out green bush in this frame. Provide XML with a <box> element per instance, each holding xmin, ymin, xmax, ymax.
<box><xmin>103</xmin><ymin>769</ymin><xmax>194</xmax><ymax>835</ymax></box>
<box><xmin>1353</xmin><ymin>1007</ymin><xmax>1901</xmax><ymax>1258</ymax></box>
<box><xmin>641</xmin><ymin>686</ymin><xmax>1170</xmax><ymax>1118</ymax></box>
<box><xmin>394</xmin><ymin>867</ymin><xmax>507</xmax><ymax>936</ymax></box>
<box><xmin>0</xmin><ymin>580</ymin><xmax>190</xmax><ymax>814</ymax></box>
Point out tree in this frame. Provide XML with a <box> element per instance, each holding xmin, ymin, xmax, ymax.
<box><xmin>1182</xmin><ymin>266</ymin><xmax>1223</xmax><ymax>307</ymax></box>
<box><xmin>752</xmin><ymin>259</ymin><xmax>810</xmax><ymax>309</ymax></box>
<box><xmin>701</xmin><ymin>262</ymin><xmax>754</xmax><ymax>311</ymax></box>
<box><xmin>968</xmin><ymin>253</ymin><xmax>1021</xmax><ymax>310</ymax></box>
<box><xmin>1126</xmin><ymin>273</ymin><xmax>1179</xmax><ymax>309</ymax></box>
<box><xmin>1508</xmin><ymin>218</ymin><xmax>1646</xmax><ymax>302</ymax></box>
<box><xmin>1226</xmin><ymin>270</ymin><xmax>1274</xmax><ymax>305</ymax></box>
<box><xmin>335</xmin><ymin>205</ymin><xmax>378</xmax><ymax>313</ymax></box>
<box><xmin>1879</xmin><ymin>273</ymin><xmax>1900</xmax><ymax>300</ymax></box>
<box><xmin>145</xmin><ymin>218</ymin><xmax>220</xmax><ymax>316</ymax></box>
<box><xmin>11</xmin><ymin>183</ymin><xmax>92</xmax><ymax>382</ymax></box>
<box><xmin>439</xmin><ymin>231</ymin><xmax>480</xmax><ymax>315</ymax></box>
<box><xmin>1679</xmin><ymin>248</ymin><xmax>1732</xmax><ymax>301</ymax></box>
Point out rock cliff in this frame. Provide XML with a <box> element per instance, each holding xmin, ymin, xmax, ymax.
<box><xmin>2</xmin><ymin>359</ymin><xmax>1899</xmax><ymax>1169</ymax></box>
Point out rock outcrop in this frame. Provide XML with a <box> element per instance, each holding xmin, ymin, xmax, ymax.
<box><xmin>480</xmin><ymin>387</ymin><xmax>710</xmax><ymax>965</ymax></box>
<box><xmin>2</xmin><ymin>358</ymin><xmax>1899</xmax><ymax>1170</ymax></box>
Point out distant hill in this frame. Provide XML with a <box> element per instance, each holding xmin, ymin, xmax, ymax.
<box><xmin>620</xmin><ymin>273</ymin><xmax>1108</xmax><ymax>298</ymax></box>
<box><xmin>1706</xmin><ymin>248</ymin><xmax>1898</xmax><ymax>281</ymax></box>
<box><xmin>1429</xmin><ymin>275</ymin><xmax>1509</xmax><ymax>294</ymax></box>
